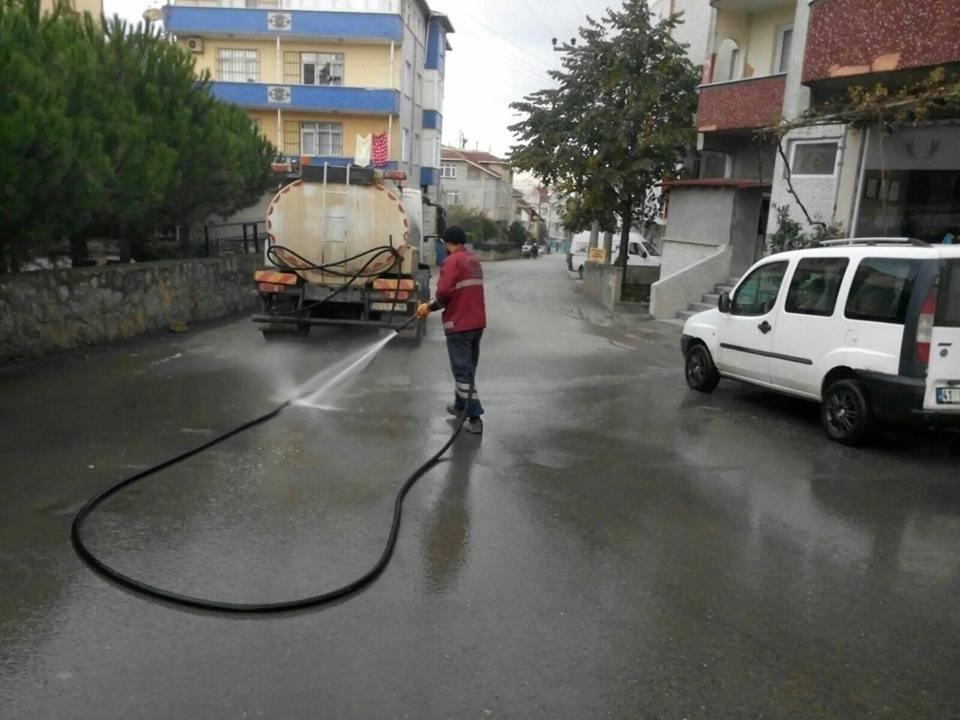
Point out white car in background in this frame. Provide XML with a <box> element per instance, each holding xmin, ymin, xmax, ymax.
<box><xmin>567</xmin><ymin>233</ymin><xmax>661</xmax><ymax>278</ymax></box>
<box><xmin>681</xmin><ymin>238</ymin><xmax>960</xmax><ymax>445</ymax></box>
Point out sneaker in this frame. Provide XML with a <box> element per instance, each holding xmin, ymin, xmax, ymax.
<box><xmin>464</xmin><ymin>417</ymin><xmax>483</xmax><ymax>435</ymax></box>
<box><xmin>446</xmin><ymin>404</ymin><xmax>460</xmax><ymax>417</ymax></box>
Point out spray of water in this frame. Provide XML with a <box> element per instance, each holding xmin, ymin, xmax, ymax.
<box><xmin>289</xmin><ymin>331</ymin><xmax>399</xmax><ymax>410</ymax></box>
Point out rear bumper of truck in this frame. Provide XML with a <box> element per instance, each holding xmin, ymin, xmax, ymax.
<box><xmin>253</xmin><ymin>269</ymin><xmax>428</xmax><ymax>330</ymax></box>
<box><xmin>859</xmin><ymin>371</ymin><xmax>960</xmax><ymax>427</ymax></box>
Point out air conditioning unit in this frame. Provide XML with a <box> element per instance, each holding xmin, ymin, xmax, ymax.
<box><xmin>186</xmin><ymin>37</ymin><xmax>203</xmax><ymax>53</ymax></box>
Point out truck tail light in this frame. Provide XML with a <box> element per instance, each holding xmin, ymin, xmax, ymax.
<box><xmin>916</xmin><ymin>285</ymin><xmax>938</xmax><ymax>366</ymax></box>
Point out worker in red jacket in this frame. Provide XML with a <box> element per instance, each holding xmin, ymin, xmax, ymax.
<box><xmin>416</xmin><ymin>226</ymin><xmax>486</xmax><ymax>434</ymax></box>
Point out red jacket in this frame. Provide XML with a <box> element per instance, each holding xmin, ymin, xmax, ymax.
<box><xmin>432</xmin><ymin>247</ymin><xmax>486</xmax><ymax>334</ymax></box>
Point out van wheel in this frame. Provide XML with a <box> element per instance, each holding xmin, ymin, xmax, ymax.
<box><xmin>685</xmin><ymin>344</ymin><xmax>720</xmax><ymax>393</ymax></box>
<box><xmin>822</xmin><ymin>379</ymin><xmax>872</xmax><ymax>445</ymax></box>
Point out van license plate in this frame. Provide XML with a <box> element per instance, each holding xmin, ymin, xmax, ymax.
<box><xmin>936</xmin><ymin>388</ymin><xmax>960</xmax><ymax>404</ymax></box>
<box><xmin>371</xmin><ymin>302</ymin><xmax>409</xmax><ymax>312</ymax></box>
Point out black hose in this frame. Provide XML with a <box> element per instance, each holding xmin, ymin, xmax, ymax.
<box><xmin>71</xmin><ymin>315</ymin><xmax>476</xmax><ymax>614</ymax></box>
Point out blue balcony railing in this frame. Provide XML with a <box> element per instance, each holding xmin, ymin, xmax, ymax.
<box><xmin>211</xmin><ymin>82</ymin><xmax>400</xmax><ymax>114</ymax></box>
<box><xmin>163</xmin><ymin>6</ymin><xmax>403</xmax><ymax>42</ymax></box>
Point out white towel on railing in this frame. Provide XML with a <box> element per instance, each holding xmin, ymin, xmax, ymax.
<box><xmin>354</xmin><ymin>134</ymin><xmax>372</xmax><ymax>167</ymax></box>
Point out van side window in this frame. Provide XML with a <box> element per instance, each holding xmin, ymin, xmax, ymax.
<box><xmin>844</xmin><ymin>258</ymin><xmax>921</xmax><ymax>324</ymax></box>
<box><xmin>785</xmin><ymin>257</ymin><xmax>849</xmax><ymax>316</ymax></box>
<box><xmin>732</xmin><ymin>261</ymin><xmax>788</xmax><ymax>316</ymax></box>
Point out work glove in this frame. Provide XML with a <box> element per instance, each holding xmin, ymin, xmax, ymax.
<box><xmin>416</xmin><ymin>303</ymin><xmax>432</xmax><ymax>319</ymax></box>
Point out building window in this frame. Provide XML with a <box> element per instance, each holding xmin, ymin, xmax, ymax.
<box><xmin>713</xmin><ymin>38</ymin><xmax>740</xmax><ymax>83</ymax></box>
<box><xmin>441</xmin><ymin>162</ymin><xmax>457</xmax><ymax>179</ymax></box>
<box><xmin>775</xmin><ymin>25</ymin><xmax>793</xmax><ymax>74</ymax></box>
<box><xmin>785</xmin><ymin>258</ymin><xmax>849</xmax><ymax>316</ymax></box>
<box><xmin>402</xmin><ymin>128</ymin><xmax>410</xmax><ymax>162</ymax></box>
<box><xmin>300</xmin><ymin>121</ymin><xmax>343</xmax><ymax>156</ymax></box>
<box><xmin>217</xmin><ymin>48</ymin><xmax>258</xmax><ymax>83</ymax></box>
<box><xmin>447</xmin><ymin>191</ymin><xmax>461</xmax><ymax>206</ymax></box>
<box><xmin>404</xmin><ymin>61</ymin><xmax>413</xmax><ymax>98</ymax></box>
<box><xmin>700</xmin><ymin>151</ymin><xmax>731</xmax><ymax>179</ymax></box>
<box><xmin>791</xmin><ymin>141</ymin><xmax>839</xmax><ymax>176</ymax></box>
<box><xmin>301</xmin><ymin>52</ymin><xmax>344</xmax><ymax>86</ymax></box>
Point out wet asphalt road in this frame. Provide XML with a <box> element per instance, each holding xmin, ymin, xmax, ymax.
<box><xmin>1</xmin><ymin>255</ymin><xmax>959</xmax><ymax>719</ymax></box>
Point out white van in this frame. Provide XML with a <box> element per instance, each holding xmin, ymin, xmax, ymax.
<box><xmin>681</xmin><ymin>238</ymin><xmax>960</xmax><ymax>444</ymax></box>
<box><xmin>567</xmin><ymin>233</ymin><xmax>661</xmax><ymax>277</ymax></box>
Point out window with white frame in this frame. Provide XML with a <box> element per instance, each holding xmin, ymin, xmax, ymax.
<box><xmin>791</xmin><ymin>141</ymin><xmax>839</xmax><ymax>176</ymax></box>
<box><xmin>300</xmin><ymin>121</ymin><xmax>343</xmax><ymax>156</ymax></box>
<box><xmin>775</xmin><ymin>25</ymin><xmax>794</xmax><ymax>74</ymax></box>
<box><xmin>713</xmin><ymin>38</ymin><xmax>740</xmax><ymax>83</ymax></box>
<box><xmin>441</xmin><ymin>162</ymin><xmax>457</xmax><ymax>179</ymax></box>
<box><xmin>301</xmin><ymin>52</ymin><xmax>344</xmax><ymax>86</ymax></box>
<box><xmin>447</xmin><ymin>191</ymin><xmax>461</xmax><ymax>206</ymax></box>
<box><xmin>217</xmin><ymin>48</ymin><xmax>259</xmax><ymax>82</ymax></box>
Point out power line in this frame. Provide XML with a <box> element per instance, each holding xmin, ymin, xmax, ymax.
<box><xmin>451</xmin><ymin>18</ymin><xmax>556</xmax><ymax>81</ymax></box>
<box><xmin>451</xmin><ymin>7</ymin><xmax>555</xmax><ymax>69</ymax></box>
<box><xmin>545</xmin><ymin>1</ymin><xmax>578</xmax><ymax>40</ymax></box>
<box><xmin>453</xmin><ymin>32</ymin><xmax>553</xmax><ymax>86</ymax></box>
<box><xmin>517</xmin><ymin>0</ymin><xmax>563</xmax><ymax>43</ymax></box>
<box><xmin>567</xmin><ymin>0</ymin><xmax>587</xmax><ymax>18</ymax></box>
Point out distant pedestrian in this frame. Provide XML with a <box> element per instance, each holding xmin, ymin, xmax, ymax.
<box><xmin>416</xmin><ymin>226</ymin><xmax>486</xmax><ymax>434</ymax></box>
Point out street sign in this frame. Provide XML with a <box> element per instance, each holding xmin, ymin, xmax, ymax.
<box><xmin>588</xmin><ymin>247</ymin><xmax>607</xmax><ymax>263</ymax></box>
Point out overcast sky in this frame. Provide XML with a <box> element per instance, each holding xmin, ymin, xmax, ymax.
<box><xmin>103</xmin><ymin>0</ymin><xmax>623</xmax><ymax>158</ymax></box>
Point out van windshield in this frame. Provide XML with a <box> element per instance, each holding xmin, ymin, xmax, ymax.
<box><xmin>938</xmin><ymin>260</ymin><xmax>960</xmax><ymax>327</ymax></box>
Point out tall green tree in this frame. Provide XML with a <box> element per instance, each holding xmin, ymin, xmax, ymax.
<box><xmin>0</xmin><ymin>0</ymin><xmax>105</xmax><ymax>271</ymax></box>
<box><xmin>510</xmin><ymin>0</ymin><xmax>699</xmax><ymax>266</ymax></box>
<box><xmin>0</xmin><ymin>0</ymin><xmax>276</xmax><ymax>272</ymax></box>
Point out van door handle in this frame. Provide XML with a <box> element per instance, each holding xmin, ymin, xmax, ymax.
<box><xmin>758</xmin><ymin>321</ymin><xmax>772</xmax><ymax>334</ymax></box>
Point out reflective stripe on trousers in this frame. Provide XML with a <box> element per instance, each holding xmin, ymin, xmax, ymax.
<box><xmin>446</xmin><ymin>329</ymin><xmax>484</xmax><ymax>418</ymax></box>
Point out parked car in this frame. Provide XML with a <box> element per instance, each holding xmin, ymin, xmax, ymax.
<box><xmin>681</xmin><ymin>238</ymin><xmax>960</xmax><ymax>445</ymax></box>
<box><xmin>522</xmin><ymin>242</ymin><xmax>538</xmax><ymax>258</ymax></box>
<box><xmin>568</xmin><ymin>234</ymin><xmax>661</xmax><ymax>278</ymax></box>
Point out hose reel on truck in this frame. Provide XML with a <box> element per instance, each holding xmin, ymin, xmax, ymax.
<box><xmin>254</xmin><ymin>163</ymin><xmax>441</xmax><ymax>342</ymax></box>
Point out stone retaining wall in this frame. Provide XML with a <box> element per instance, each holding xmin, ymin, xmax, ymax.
<box><xmin>583</xmin><ymin>263</ymin><xmax>661</xmax><ymax>311</ymax></box>
<box><xmin>0</xmin><ymin>256</ymin><xmax>261</xmax><ymax>365</ymax></box>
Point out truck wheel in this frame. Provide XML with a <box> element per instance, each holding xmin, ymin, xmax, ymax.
<box><xmin>685</xmin><ymin>344</ymin><xmax>720</xmax><ymax>392</ymax></box>
<box><xmin>822</xmin><ymin>379</ymin><xmax>872</xmax><ymax>445</ymax></box>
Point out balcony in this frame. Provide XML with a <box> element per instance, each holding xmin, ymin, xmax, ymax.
<box><xmin>163</xmin><ymin>5</ymin><xmax>403</xmax><ymax>42</ymax></box>
<box><xmin>804</xmin><ymin>0</ymin><xmax>960</xmax><ymax>84</ymax></box>
<box><xmin>211</xmin><ymin>82</ymin><xmax>400</xmax><ymax>114</ymax></box>
<box><xmin>170</xmin><ymin>0</ymin><xmax>399</xmax><ymax>11</ymax></box>
<box><xmin>697</xmin><ymin>74</ymin><xmax>786</xmax><ymax>132</ymax></box>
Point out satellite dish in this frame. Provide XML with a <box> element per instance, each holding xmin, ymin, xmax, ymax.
<box><xmin>142</xmin><ymin>7</ymin><xmax>162</xmax><ymax>22</ymax></box>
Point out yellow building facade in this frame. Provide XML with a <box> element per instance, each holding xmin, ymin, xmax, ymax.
<box><xmin>164</xmin><ymin>0</ymin><xmax>452</xmax><ymax>197</ymax></box>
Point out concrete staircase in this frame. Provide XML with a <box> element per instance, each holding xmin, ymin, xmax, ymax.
<box><xmin>676</xmin><ymin>278</ymin><xmax>739</xmax><ymax>322</ymax></box>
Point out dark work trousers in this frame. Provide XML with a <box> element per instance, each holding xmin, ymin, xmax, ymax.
<box><xmin>446</xmin><ymin>329</ymin><xmax>484</xmax><ymax>418</ymax></box>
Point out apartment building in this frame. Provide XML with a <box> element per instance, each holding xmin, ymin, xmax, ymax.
<box><xmin>162</xmin><ymin>0</ymin><xmax>453</xmax><ymax>201</ymax></box>
<box><xmin>652</xmin><ymin>0</ymin><xmax>960</xmax><ymax>320</ymax></box>
<box><xmin>40</xmin><ymin>0</ymin><xmax>102</xmax><ymax>16</ymax></box>
<box><xmin>439</xmin><ymin>147</ymin><xmax>515</xmax><ymax>223</ymax></box>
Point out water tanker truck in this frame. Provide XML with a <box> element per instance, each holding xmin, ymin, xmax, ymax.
<box><xmin>253</xmin><ymin>161</ymin><xmax>444</xmax><ymax>341</ymax></box>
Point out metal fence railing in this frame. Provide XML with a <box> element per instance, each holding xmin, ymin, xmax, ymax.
<box><xmin>203</xmin><ymin>222</ymin><xmax>265</xmax><ymax>257</ymax></box>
